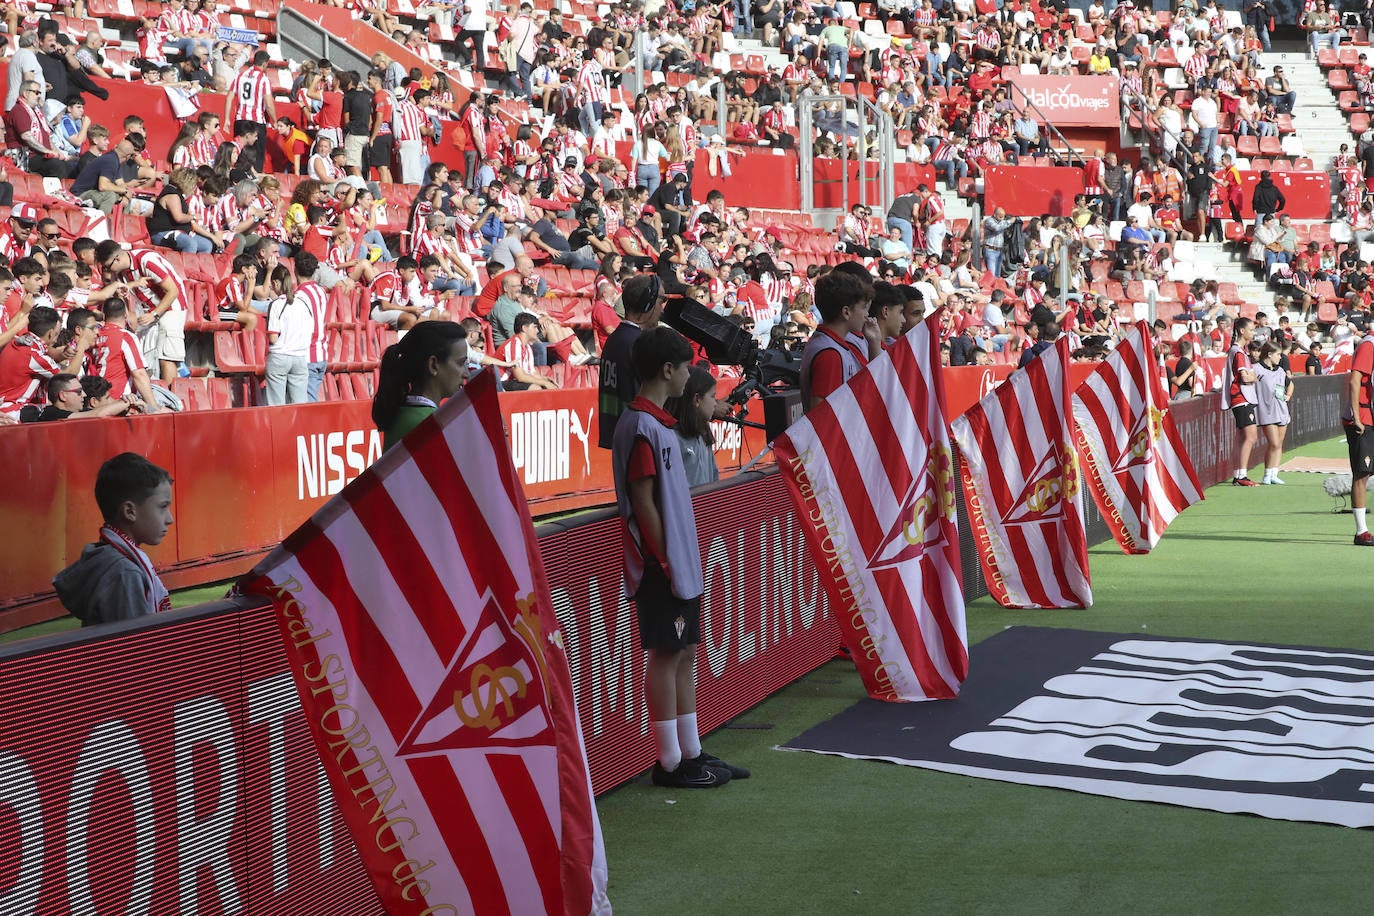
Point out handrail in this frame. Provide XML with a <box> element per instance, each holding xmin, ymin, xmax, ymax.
<box><xmin>797</xmin><ymin>94</ymin><xmax>896</xmax><ymax>221</ymax></box>
<box><xmin>1121</xmin><ymin>85</ymin><xmax>1188</xmax><ymax>168</ymax></box>
<box><xmin>1005</xmin><ymin>80</ymin><xmax>1086</xmax><ymax>169</ymax></box>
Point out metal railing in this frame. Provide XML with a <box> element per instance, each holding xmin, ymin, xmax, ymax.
<box><xmin>1005</xmin><ymin>80</ymin><xmax>1087</xmax><ymax>169</ymax></box>
<box><xmin>797</xmin><ymin>94</ymin><xmax>897</xmax><ymax>224</ymax></box>
<box><xmin>1121</xmin><ymin>86</ymin><xmax>1189</xmax><ymax>168</ymax></box>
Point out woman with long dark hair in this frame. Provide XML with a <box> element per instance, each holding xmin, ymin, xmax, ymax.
<box><xmin>372</xmin><ymin>321</ymin><xmax>470</xmax><ymax>450</ymax></box>
<box><xmin>664</xmin><ymin>365</ymin><xmax>720</xmax><ymax>487</ymax></box>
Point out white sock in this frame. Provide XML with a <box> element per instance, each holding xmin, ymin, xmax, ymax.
<box><xmin>1235</xmin><ymin>468</ymin><xmax>1246</xmax><ymax>479</ymax></box>
<box><xmin>1263</xmin><ymin>467</ymin><xmax>1275</xmax><ymax>481</ymax></box>
<box><xmin>1357</xmin><ymin>508</ymin><xmax>1369</xmax><ymax>536</ymax></box>
<box><xmin>653</xmin><ymin>720</ymin><xmax>681</xmax><ymax>772</ymax></box>
<box><xmin>677</xmin><ymin>713</ymin><xmax>702</xmax><ymax>761</ymax></box>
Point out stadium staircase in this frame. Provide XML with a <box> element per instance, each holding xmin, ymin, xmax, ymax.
<box><xmin>1276</xmin><ymin>48</ymin><xmax>1359</xmax><ymax>176</ymax></box>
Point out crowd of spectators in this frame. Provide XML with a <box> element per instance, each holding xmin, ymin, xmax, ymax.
<box><xmin>0</xmin><ymin>0</ymin><xmax>1363</xmax><ymax>427</ymax></box>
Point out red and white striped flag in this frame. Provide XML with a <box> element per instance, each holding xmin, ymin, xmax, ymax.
<box><xmin>951</xmin><ymin>336</ymin><xmax>1092</xmax><ymax>609</ymax></box>
<box><xmin>241</xmin><ymin>369</ymin><xmax>610</xmax><ymax>916</ymax></box>
<box><xmin>773</xmin><ymin>314</ymin><xmax>968</xmax><ymax>702</ymax></box>
<box><xmin>1073</xmin><ymin>321</ymin><xmax>1204</xmax><ymax>554</ymax></box>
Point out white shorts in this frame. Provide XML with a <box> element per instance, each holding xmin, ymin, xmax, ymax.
<box><xmin>343</xmin><ymin>133</ymin><xmax>368</xmax><ymax>170</ymax></box>
<box><xmin>370</xmin><ymin>305</ymin><xmax>404</xmax><ymax>326</ymax></box>
<box><xmin>156</xmin><ymin>309</ymin><xmax>187</xmax><ymax>362</ymax></box>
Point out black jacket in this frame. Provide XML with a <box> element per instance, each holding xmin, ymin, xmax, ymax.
<box><xmin>1251</xmin><ymin>178</ymin><xmax>1286</xmax><ymax>214</ymax></box>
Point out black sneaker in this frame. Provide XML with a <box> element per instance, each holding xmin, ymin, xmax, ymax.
<box><xmin>696</xmin><ymin>751</ymin><xmax>750</xmax><ymax>780</ymax></box>
<box><xmin>651</xmin><ymin>757</ymin><xmax>731</xmax><ymax>788</ymax></box>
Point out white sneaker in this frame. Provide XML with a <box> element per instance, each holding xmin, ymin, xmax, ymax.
<box><xmin>1270</xmin><ymin>475</ymin><xmax>1285</xmax><ymax>485</ymax></box>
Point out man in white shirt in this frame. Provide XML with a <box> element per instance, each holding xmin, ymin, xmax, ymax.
<box><xmin>981</xmin><ymin>291</ymin><xmax>1012</xmax><ymax>353</ymax></box>
<box><xmin>1127</xmin><ymin>193</ymin><xmax>1166</xmax><ymax>243</ymax></box>
<box><xmin>265</xmin><ymin>252</ymin><xmax>319</xmax><ymax>405</ymax></box>
<box><xmin>459</xmin><ymin>0</ymin><xmax>490</xmax><ymax>71</ymax></box>
<box><xmin>1189</xmin><ymin>85</ymin><xmax>1219</xmax><ymax>160</ymax></box>
<box><xmin>5</xmin><ymin>32</ymin><xmax>44</xmax><ymax>112</ymax></box>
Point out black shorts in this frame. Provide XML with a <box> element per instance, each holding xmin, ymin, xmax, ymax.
<box><xmin>367</xmin><ymin>134</ymin><xmax>394</xmax><ymax>169</ymax></box>
<box><xmin>632</xmin><ymin>562</ymin><xmax>701</xmax><ymax>651</ymax></box>
<box><xmin>1348</xmin><ymin>424</ymin><xmax>1374</xmax><ymax>479</ymax></box>
<box><xmin>1231</xmin><ymin>405</ymin><xmax>1256</xmax><ymax>429</ymax></box>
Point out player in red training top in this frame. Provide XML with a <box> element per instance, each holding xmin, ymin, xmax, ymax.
<box><xmin>1223</xmin><ymin>316</ymin><xmax>1259</xmax><ymax>486</ymax></box>
<box><xmin>1346</xmin><ymin>326</ymin><xmax>1374</xmax><ymax>544</ymax></box>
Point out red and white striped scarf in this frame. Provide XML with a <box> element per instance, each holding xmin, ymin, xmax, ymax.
<box><xmin>99</xmin><ymin>524</ymin><xmax>171</xmax><ymax>616</ymax></box>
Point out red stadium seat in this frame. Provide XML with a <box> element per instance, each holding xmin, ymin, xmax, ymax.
<box><xmin>170</xmin><ymin>378</ymin><xmax>203</xmax><ymax>411</ymax></box>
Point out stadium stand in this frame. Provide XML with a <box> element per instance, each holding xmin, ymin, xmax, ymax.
<box><xmin>0</xmin><ymin>0</ymin><xmax>1362</xmax><ymax>424</ymax></box>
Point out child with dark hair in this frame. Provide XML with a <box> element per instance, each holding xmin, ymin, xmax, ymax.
<box><xmin>664</xmin><ymin>365</ymin><xmax>720</xmax><ymax>487</ymax></box>
<box><xmin>53</xmin><ymin>453</ymin><xmax>174</xmax><ymax>626</ymax></box>
<box><xmin>799</xmin><ymin>269</ymin><xmax>879</xmax><ymax>411</ymax></box>
<box><xmin>372</xmin><ymin>320</ymin><xmax>470</xmax><ymax>450</ymax></box>
<box><xmin>612</xmin><ymin>327</ymin><xmax>747</xmax><ymax>789</ymax></box>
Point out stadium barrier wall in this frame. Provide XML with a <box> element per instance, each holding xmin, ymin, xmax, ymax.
<box><xmin>1232</xmin><ymin>171</ymin><xmax>1332</xmax><ymax>221</ymax></box>
<box><xmin>0</xmin><ymin>381</ymin><xmax>772</xmax><ymax>617</ymax></box>
<box><xmin>0</xmin><ymin>368</ymin><xmax>1048</xmax><ymax>619</ymax></box>
<box><xmin>0</xmin><ymin>376</ymin><xmax>1344</xmax><ymax>913</ymax></box>
<box><xmin>983</xmin><ymin>165</ymin><xmax>1087</xmax><ymax>218</ymax></box>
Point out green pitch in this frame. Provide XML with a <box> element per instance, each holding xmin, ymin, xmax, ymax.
<box><xmin>596</xmin><ymin>436</ymin><xmax>1374</xmax><ymax>916</ymax></box>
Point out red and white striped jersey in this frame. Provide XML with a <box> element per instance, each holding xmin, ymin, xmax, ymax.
<box><xmin>496</xmin><ymin>187</ymin><xmax>525</xmax><ymax>221</ymax></box>
<box><xmin>920</xmin><ymin>192</ymin><xmax>945</xmax><ymax>223</ymax></box>
<box><xmin>576</xmin><ymin>61</ymin><xmax>607</xmax><ymax>106</ymax></box>
<box><xmin>969</xmin><ymin>110</ymin><xmax>993</xmax><ymax>139</ymax></box>
<box><xmin>158</xmin><ymin>7</ymin><xmax>192</xmax><ymax>34</ymax></box>
<box><xmin>228</xmin><ymin>66</ymin><xmax>273</xmax><ymax>123</ymax></box>
<box><xmin>92</xmin><ymin>322</ymin><xmax>148</xmax><ymax>397</ymax></box>
<box><xmin>190</xmin><ymin>130</ymin><xmax>221</xmax><ymax>167</ymax></box>
<box><xmin>761</xmin><ymin>274</ymin><xmax>789</xmax><ymax>311</ymax></box>
<box><xmin>410</xmin><ymin>227</ymin><xmax>446</xmax><ymax>262</ymax></box>
<box><xmin>253</xmin><ymin>195</ymin><xmax>287</xmax><ymax>242</ymax></box>
<box><xmin>193</xmin><ymin>8</ymin><xmax>219</xmax><ymax>33</ymax></box>
<box><xmin>451</xmin><ymin>212</ymin><xmax>484</xmax><ymax>256</ymax></box>
<box><xmin>186</xmin><ymin>188</ymin><xmax>207</xmax><ymax>224</ymax></box>
<box><xmin>679</xmin><ymin>118</ymin><xmax>697</xmax><ymax>152</ymax></box>
<box><xmin>298</xmin><ymin>280</ymin><xmax>330</xmax><ymax>363</ymax></box>
<box><xmin>207</xmin><ymin>193</ymin><xmax>240</xmax><ymax>235</ymax></box>
<box><xmin>123</xmin><ymin>249</ymin><xmax>188</xmax><ymax>314</ymax></box>
<box><xmin>137</xmin><ymin>23</ymin><xmax>168</xmax><ymax>64</ymax></box>
<box><xmin>463</xmin><ymin>105</ymin><xmax>486</xmax><ymax>153</ymax></box>
<box><xmin>0</xmin><ymin>332</ymin><xmax>60</xmax><ymax>412</ymax></box>
<box><xmin>1184</xmin><ymin>51</ymin><xmax>1208</xmax><ymax>80</ymax></box>
<box><xmin>497</xmin><ymin>334</ymin><xmax>535</xmax><ymax>382</ymax></box>
<box><xmin>214</xmin><ymin>275</ymin><xmax>248</xmax><ymax>317</ymax></box>
<box><xmin>393</xmin><ymin>97</ymin><xmax>426</xmax><ymax>142</ymax></box>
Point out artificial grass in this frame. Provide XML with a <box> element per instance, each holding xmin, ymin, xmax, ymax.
<box><xmin>595</xmin><ymin>436</ymin><xmax>1374</xmax><ymax>915</ymax></box>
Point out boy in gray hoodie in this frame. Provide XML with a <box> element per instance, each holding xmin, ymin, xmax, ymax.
<box><xmin>53</xmin><ymin>452</ymin><xmax>175</xmax><ymax>626</ymax></box>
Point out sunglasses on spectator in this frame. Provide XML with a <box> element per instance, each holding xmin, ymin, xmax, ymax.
<box><xmin>42</xmin><ymin>231</ymin><xmax>61</xmax><ymax>240</ymax></box>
